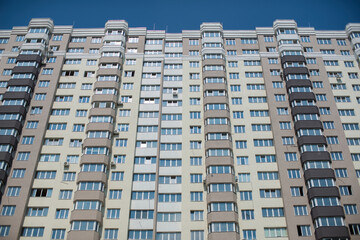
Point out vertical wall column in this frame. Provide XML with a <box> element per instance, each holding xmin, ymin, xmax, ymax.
<box><xmin>67</xmin><ymin>21</ymin><xmax>128</xmax><ymax>240</ymax></box>
<box><xmin>0</xmin><ymin>20</ymin><xmax>52</xmax><ymax>200</ymax></box>
<box><xmin>346</xmin><ymin>24</ymin><xmax>360</xmax><ymax>63</ymax></box>
<box><xmin>0</xmin><ymin>18</ymin><xmax>57</xmax><ymax>239</ymax></box>
<box><xmin>274</xmin><ymin>21</ymin><xmax>350</xmax><ymax>240</ymax></box>
<box><xmin>200</xmin><ymin>23</ymin><xmax>240</xmax><ymax>240</ymax></box>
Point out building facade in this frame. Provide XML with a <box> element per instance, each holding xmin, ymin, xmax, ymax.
<box><xmin>0</xmin><ymin>18</ymin><xmax>359</xmax><ymax>240</ymax></box>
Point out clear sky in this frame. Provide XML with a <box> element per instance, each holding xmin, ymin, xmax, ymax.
<box><xmin>0</xmin><ymin>0</ymin><xmax>359</xmax><ymax>32</ymax></box>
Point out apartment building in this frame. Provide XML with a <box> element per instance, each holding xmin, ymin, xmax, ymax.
<box><xmin>0</xmin><ymin>18</ymin><xmax>359</xmax><ymax>240</ymax></box>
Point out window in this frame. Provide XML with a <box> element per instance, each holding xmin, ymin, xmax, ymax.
<box><xmin>22</xmin><ymin>136</ymin><xmax>34</xmax><ymax>145</ymax></box>
<box><xmin>26</xmin><ymin>207</ymin><xmax>48</xmax><ymax>217</ymax></box>
<box><xmin>31</xmin><ymin>188</ymin><xmax>52</xmax><ymax>198</ymax></box>
<box><xmin>61</xmin><ymin>171</ymin><xmax>76</xmax><ymax>181</ymax></box>
<box><xmin>318</xmin><ymin>107</ymin><xmax>331</xmax><ymax>115</ymax></box>
<box><xmin>276</xmin><ymin>107</ymin><xmax>288</xmax><ymax>115</ymax></box>
<box><xmin>282</xmin><ymin>137</ymin><xmax>295</xmax><ymax>146</ymax></box>
<box><xmin>26</xmin><ymin>121</ymin><xmax>39</xmax><ymax>129</ymax></box>
<box><xmin>229</xmin><ymin>73</ymin><xmax>239</xmax><ymax>79</ymax></box>
<box><xmin>226</xmin><ymin>39</ymin><xmax>235</xmax><ymax>45</ymax></box>
<box><xmin>189</xmin><ymin>98</ymin><xmax>200</xmax><ymax>105</ymax></box>
<box><xmin>21</xmin><ymin>227</ymin><xmax>44</xmax><ymax>237</ymax></box>
<box><xmin>55</xmin><ymin>209</ymin><xmax>69</xmax><ymax>219</ymax></box>
<box><xmin>339</xmin><ymin>109</ymin><xmax>355</xmax><ymax>116</ymax></box>
<box><xmin>230</xmin><ymin>85</ymin><xmax>241</xmax><ymax>92</ymax></box>
<box><xmin>7</xmin><ymin>186</ymin><xmax>21</xmax><ymax>198</ymax></box>
<box><xmin>190</xmin><ymin>157</ymin><xmax>202</xmax><ymax>166</ymax></box>
<box><xmin>234</xmin><ymin>125</ymin><xmax>245</xmax><ymax>133</ymax></box>
<box><xmin>243</xmin><ymin>49</ymin><xmax>259</xmax><ymax>54</ymax></box>
<box><xmin>47</xmin><ymin>123</ymin><xmax>66</xmax><ymax>131</ymax></box>
<box><xmin>31</xmin><ymin>107</ymin><xmax>42</xmax><ymax>115</ymax></box>
<box><xmin>331</xmin><ymin>83</ymin><xmax>346</xmax><ymax>90</ymax></box>
<box><xmin>293</xmin><ymin>205</ymin><xmax>308</xmax><ymax>216</ymax></box>
<box><xmin>248</xmin><ymin>96</ymin><xmax>267</xmax><ymax>103</ymax></box>
<box><xmin>314</xmin><ymin>93</ymin><xmax>327</xmax><ymax>102</ymax></box>
<box><xmin>190</xmin><ymin>210</ymin><xmax>204</xmax><ymax>221</ymax></box>
<box><xmin>190</xmin><ymin>231</ymin><xmax>204</xmax><ymax>240</ymax></box>
<box><xmin>243</xmin><ymin>229</ymin><xmax>257</xmax><ymax>240</ymax></box>
<box><xmin>277</xmin><ymin>122</ymin><xmax>291</xmax><ymax>131</ymax></box>
<box><xmin>344</xmin><ymin>204</ymin><xmax>358</xmax><ymax>215</ymax></box>
<box><xmin>342</xmin><ymin>61</ymin><xmax>354</xmax><ymax>69</ymax></box>
<box><xmin>258</xmin><ymin>172</ymin><xmax>278</xmax><ymax>180</ymax></box>
<box><xmin>348</xmin><ymin>138</ymin><xmax>360</xmax><ymax>145</ymax></box>
<box><xmin>189</xmin><ymin>50</ymin><xmax>199</xmax><ymax>56</ymax></box>
<box><xmin>352</xmin><ymin>153</ymin><xmax>360</xmax><ymax>162</ymax></box>
<box><xmin>128</xmin><ymin>230</ymin><xmax>153</xmax><ymax>239</ymax></box>
<box><xmin>233</xmin><ymin>111</ymin><xmax>244</xmax><ymax>119</ymax></box>
<box><xmin>1</xmin><ymin>206</ymin><xmax>15</xmax><ymax>216</ymax></box>
<box><xmin>254</xmin><ymin>139</ymin><xmax>273</xmax><ymax>147</ymax></box>
<box><xmin>158</xmin><ymin>193</ymin><xmax>181</xmax><ymax>202</ymax></box>
<box><xmin>106</xmin><ymin>209</ymin><xmax>120</xmax><ymax>219</ymax></box>
<box><xmin>17</xmin><ymin>152</ymin><xmax>30</xmax><ymax>161</ymax></box>
<box><xmin>262</xmin><ymin>208</ymin><xmax>284</xmax><ymax>217</ymax></box>
<box><xmin>335</xmin><ymin>38</ymin><xmax>346</xmax><ymax>46</ymax></box>
<box><xmin>237</xmin><ymin>173</ymin><xmax>250</xmax><ymax>183</ymax></box>
<box><xmin>306</xmin><ymin>58</ymin><xmax>316</xmax><ymax>64</ymax></box>
<box><xmin>44</xmin><ymin>138</ymin><xmax>63</xmax><ymax>146</ymax></box>
<box><xmin>2</xmin><ymin>69</ymin><xmax>12</xmax><ymax>76</ymax></box>
<box><xmin>227</xmin><ymin>50</ymin><xmax>237</xmax><ymax>55</ymax></box>
<box><xmin>322</xmin><ymin>122</ymin><xmax>335</xmax><ymax>131</ymax></box>
<box><xmin>326</xmin><ymin>136</ymin><xmax>340</xmax><ymax>145</ymax></box>
<box><xmin>228</xmin><ymin>61</ymin><xmax>238</xmax><ymax>67</ymax></box>
<box><xmin>317</xmin><ymin>38</ymin><xmax>331</xmax><ymax>44</ymax></box>
<box><xmin>341</xmin><ymin>50</ymin><xmax>350</xmax><ymax>55</ymax></box>
<box><xmin>349</xmin><ymin>224</ymin><xmax>360</xmax><ymax>235</ymax></box>
<box><xmin>256</xmin><ymin>155</ymin><xmax>276</xmax><ymax>163</ymax></box>
<box><xmin>35</xmin><ymin>171</ymin><xmax>56</xmax><ymax>179</ymax></box>
<box><xmin>245</xmin><ymin>72</ymin><xmax>262</xmax><ymax>78</ymax></box>
<box><xmin>189</xmin><ymin>191</ymin><xmax>203</xmax><ymax>202</ymax></box>
<box><xmin>334</xmin><ymin>96</ymin><xmax>351</xmax><ymax>103</ymax></box>
<box><xmin>111</xmin><ymin>172</ymin><xmax>124</xmax><ymax>181</ymax></box>
<box><xmin>334</xmin><ymin>168</ymin><xmax>348</xmax><ymax>178</ymax></box>
<box><xmin>239</xmin><ymin>191</ymin><xmax>252</xmax><ymax>200</ymax></box>
<box><xmin>59</xmin><ymin>190</ymin><xmax>72</xmax><ymax>200</ymax></box>
<box><xmin>42</xmin><ymin>68</ymin><xmax>53</xmax><ymax>75</ymax></box>
<box><xmin>237</xmin><ymin>156</ymin><xmax>249</xmax><ymax>165</ymax></box>
<box><xmin>79</xmin><ymin>96</ymin><xmax>90</xmax><ymax>103</ymax></box>
<box><xmin>260</xmin><ymin>189</ymin><xmax>281</xmax><ymax>198</ymax></box>
<box><xmin>235</xmin><ymin>140</ymin><xmax>247</xmax><ymax>149</ymax></box>
<box><xmin>241</xmin><ymin>210</ymin><xmax>254</xmax><ymax>220</ymax></box>
<box><xmin>55</xmin><ymin>95</ymin><xmax>73</xmax><ymax>102</ymax></box>
<box><xmin>264</xmin><ymin>228</ymin><xmax>288</xmax><ymax>238</ymax></box>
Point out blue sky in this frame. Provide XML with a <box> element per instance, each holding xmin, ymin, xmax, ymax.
<box><xmin>0</xmin><ymin>0</ymin><xmax>359</xmax><ymax>32</ymax></box>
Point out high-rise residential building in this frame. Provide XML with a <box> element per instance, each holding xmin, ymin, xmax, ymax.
<box><xmin>0</xmin><ymin>18</ymin><xmax>359</xmax><ymax>240</ymax></box>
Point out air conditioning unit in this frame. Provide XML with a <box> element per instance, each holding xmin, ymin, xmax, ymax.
<box><xmin>336</xmin><ymin>74</ymin><xmax>342</xmax><ymax>82</ymax></box>
<box><xmin>172</xmin><ymin>90</ymin><xmax>178</xmax><ymax>96</ymax></box>
<box><xmin>110</xmin><ymin>161</ymin><xmax>116</xmax><ymax>168</ymax></box>
<box><xmin>113</xmin><ymin>130</ymin><xmax>119</xmax><ymax>135</ymax></box>
<box><xmin>64</xmin><ymin>162</ymin><xmax>69</xmax><ymax>167</ymax></box>
<box><xmin>117</xmin><ymin>100</ymin><xmax>123</xmax><ymax>106</ymax></box>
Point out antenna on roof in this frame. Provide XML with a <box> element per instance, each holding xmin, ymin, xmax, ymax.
<box><xmin>166</xmin><ymin>26</ymin><xmax>168</xmax><ymax>33</ymax></box>
<box><xmin>153</xmin><ymin>23</ymin><xmax>156</xmax><ymax>30</ymax></box>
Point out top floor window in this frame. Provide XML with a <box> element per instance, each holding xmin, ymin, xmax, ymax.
<box><xmin>146</xmin><ymin>39</ymin><xmax>163</xmax><ymax>45</ymax></box>
<box><xmin>203</xmin><ymin>32</ymin><xmax>221</xmax><ymax>38</ymax></box>
<box><xmin>29</xmin><ymin>28</ymin><xmax>48</xmax><ymax>34</ymax></box>
<box><xmin>277</xmin><ymin>28</ymin><xmax>297</xmax><ymax>35</ymax></box>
